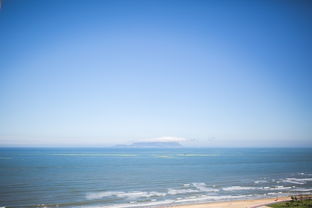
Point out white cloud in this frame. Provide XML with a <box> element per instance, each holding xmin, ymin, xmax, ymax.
<box><xmin>141</xmin><ymin>136</ymin><xmax>188</xmax><ymax>143</ymax></box>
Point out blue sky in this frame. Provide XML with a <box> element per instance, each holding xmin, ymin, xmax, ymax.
<box><xmin>0</xmin><ymin>0</ymin><xmax>311</xmax><ymax>147</ymax></box>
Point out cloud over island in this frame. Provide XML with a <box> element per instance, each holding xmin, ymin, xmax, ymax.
<box><xmin>115</xmin><ymin>136</ymin><xmax>189</xmax><ymax>148</ymax></box>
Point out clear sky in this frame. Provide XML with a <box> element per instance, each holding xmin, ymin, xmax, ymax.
<box><xmin>0</xmin><ymin>0</ymin><xmax>311</xmax><ymax>147</ymax></box>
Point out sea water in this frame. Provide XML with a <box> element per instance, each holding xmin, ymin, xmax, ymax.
<box><xmin>0</xmin><ymin>148</ymin><xmax>311</xmax><ymax>207</ymax></box>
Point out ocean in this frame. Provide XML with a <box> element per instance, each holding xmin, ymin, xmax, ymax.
<box><xmin>0</xmin><ymin>148</ymin><xmax>311</xmax><ymax>208</ymax></box>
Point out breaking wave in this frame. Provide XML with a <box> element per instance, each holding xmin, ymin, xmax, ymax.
<box><xmin>282</xmin><ymin>177</ymin><xmax>312</xmax><ymax>185</ymax></box>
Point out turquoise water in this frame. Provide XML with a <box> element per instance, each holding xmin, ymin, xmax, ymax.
<box><xmin>0</xmin><ymin>148</ymin><xmax>312</xmax><ymax>208</ymax></box>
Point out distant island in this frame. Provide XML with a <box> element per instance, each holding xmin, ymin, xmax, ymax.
<box><xmin>115</xmin><ymin>141</ymin><xmax>182</xmax><ymax>148</ymax></box>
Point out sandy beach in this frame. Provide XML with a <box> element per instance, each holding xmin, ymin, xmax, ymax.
<box><xmin>167</xmin><ymin>196</ymin><xmax>291</xmax><ymax>208</ymax></box>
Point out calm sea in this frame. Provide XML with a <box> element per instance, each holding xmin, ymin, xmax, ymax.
<box><xmin>0</xmin><ymin>148</ymin><xmax>311</xmax><ymax>208</ymax></box>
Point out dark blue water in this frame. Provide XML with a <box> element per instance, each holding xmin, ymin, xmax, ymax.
<box><xmin>0</xmin><ymin>148</ymin><xmax>311</xmax><ymax>208</ymax></box>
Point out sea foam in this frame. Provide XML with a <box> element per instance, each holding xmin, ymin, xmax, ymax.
<box><xmin>192</xmin><ymin>183</ymin><xmax>219</xmax><ymax>192</ymax></box>
<box><xmin>222</xmin><ymin>186</ymin><xmax>259</xmax><ymax>191</ymax></box>
<box><xmin>282</xmin><ymin>177</ymin><xmax>312</xmax><ymax>185</ymax></box>
<box><xmin>85</xmin><ymin>199</ymin><xmax>175</xmax><ymax>208</ymax></box>
<box><xmin>86</xmin><ymin>191</ymin><xmax>166</xmax><ymax>200</ymax></box>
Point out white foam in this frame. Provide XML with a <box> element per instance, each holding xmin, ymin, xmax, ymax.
<box><xmin>192</xmin><ymin>183</ymin><xmax>219</xmax><ymax>192</ymax></box>
<box><xmin>222</xmin><ymin>186</ymin><xmax>259</xmax><ymax>191</ymax></box>
<box><xmin>292</xmin><ymin>188</ymin><xmax>312</xmax><ymax>192</ymax></box>
<box><xmin>117</xmin><ymin>191</ymin><xmax>166</xmax><ymax>199</ymax></box>
<box><xmin>167</xmin><ymin>183</ymin><xmax>219</xmax><ymax>195</ymax></box>
<box><xmin>298</xmin><ymin>173</ymin><xmax>312</xmax><ymax>176</ymax></box>
<box><xmin>86</xmin><ymin>191</ymin><xmax>122</xmax><ymax>199</ymax></box>
<box><xmin>85</xmin><ymin>194</ymin><xmax>250</xmax><ymax>208</ymax></box>
<box><xmin>87</xmin><ymin>182</ymin><xmax>220</xmax><ymax>201</ymax></box>
<box><xmin>282</xmin><ymin>178</ymin><xmax>312</xmax><ymax>185</ymax></box>
<box><xmin>183</xmin><ymin>183</ymin><xmax>191</xmax><ymax>187</ymax></box>
<box><xmin>267</xmin><ymin>192</ymin><xmax>280</xmax><ymax>195</ymax></box>
<box><xmin>266</xmin><ymin>192</ymin><xmax>290</xmax><ymax>196</ymax></box>
<box><xmin>86</xmin><ymin>191</ymin><xmax>166</xmax><ymax>200</ymax></box>
<box><xmin>223</xmin><ymin>185</ymin><xmax>292</xmax><ymax>191</ymax></box>
<box><xmin>263</xmin><ymin>186</ymin><xmax>292</xmax><ymax>190</ymax></box>
<box><xmin>175</xmin><ymin>194</ymin><xmax>248</xmax><ymax>203</ymax></box>
<box><xmin>85</xmin><ymin>199</ymin><xmax>175</xmax><ymax>208</ymax></box>
<box><xmin>167</xmin><ymin>188</ymin><xmax>199</xmax><ymax>195</ymax></box>
<box><xmin>254</xmin><ymin>180</ymin><xmax>267</xmax><ymax>184</ymax></box>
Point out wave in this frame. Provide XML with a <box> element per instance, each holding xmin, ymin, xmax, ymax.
<box><xmin>298</xmin><ymin>173</ymin><xmax>312</xmax><ymax>176</ymax></box>
<box><xmin>85</xmin><ymin>199</ymin><xmax>175</xmax><ymax>208</ymax></box>
<box><xmin>167</xmin><ymin>183</ymin><xmax>219</xmax><ymax>195</ymax></box>
<box><xmin>222</xmin><ymin>185</ymin><xmax>292</xmax><ymax>191</ymax></box>
<box><xmin>174</xmin><ymin>194</ymin><xmax>250</xmax><ymax>203</ymax></box>
<box><xmin>85</xmin><ymin>194</ymin><xmax>251</xmax><ymax>208</ymax></box>
<box><xmin>222</xmin><ymin>186</ymin><xmax>259</xmax><ymax>191</ymax></box>
<box><xmin>87</xmin><ymin>183</ymin><xmax>222</xmax><ymax>200</ymax></box>
<box><xmin>167</xmin><ymin>188</ymin><xmax>199</xmax><ymax>195</ymax></box>
<box><xmin>86</xmin><ymin>191</ymin><xmax>166</xmax><ymax>200</ymax></box>
<box><xmin>267</xmin><ymin>192</ymin><xmax>283</xmax><ymax>195</ymax></box>
<box><xmin>282</xmin><ymin>177</ymin><xmax>312</xmax><ymax>185</ymax></box>
<box><xmin>183</xmin><ymin>183</ymin><xmax>191</xmax><ymax>187</ymax></box>
<box><xmin>254</xmin><ymin>180</ymin><xmax>267</xmax><ymax>184</ymax></box>
<box><xmin>192</xmin><ymin>183</ymin><xmax>219</xmax><ymax>192</ymax></box>
<box><xmin>292</xmin><ymin>188</ymin><xmax>312</xmax><ymax>192</ymax></box>
<box><xmin>263</xmin><ymin>186</ymin><xmax>292</xmax><ymax>190</ymax></box>
<box><xmin>85</xmin><ymin>180</ymin><xmax>311</xmax><ymax>207</ymax></box>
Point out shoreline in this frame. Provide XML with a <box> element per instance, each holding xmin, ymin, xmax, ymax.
<box><xmin>165</xmin><ymin>196</ymin><xmax>291</xmax><ymax>208</ymax></box>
